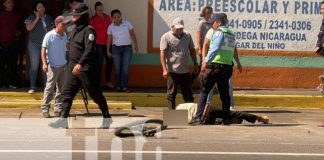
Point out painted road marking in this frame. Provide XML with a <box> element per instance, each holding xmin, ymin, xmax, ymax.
<box><xmin>0</xmin><ymin>150</ymin><xmax>324</xmax><ymax>156</ymax></box>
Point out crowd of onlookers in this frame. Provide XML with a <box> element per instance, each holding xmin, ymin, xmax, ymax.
<box><xmin>1</xmin><ymin>0</ymin><xmax>241</xmax><ymax>122</ymax></box>
<box><xmin>0</xmin><ymin>0</ymin><xmax>138</xmax><ymax>93</ymax></box>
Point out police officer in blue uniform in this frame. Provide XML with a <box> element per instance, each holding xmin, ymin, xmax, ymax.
<box><xmin>49</xmin><ymin>4</ymin><xmax>111</xmax><ymax>128</ymax></box>
<box><xmin>190</xmin><ymin>13</ymin><xmax>240</xmax><ymax>125</ymax></box>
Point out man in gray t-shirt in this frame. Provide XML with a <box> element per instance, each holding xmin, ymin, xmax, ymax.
<box><xmin>160</xmin><ymin>17</ymin><xmax>199</xmax><ymax>110</ymax></box>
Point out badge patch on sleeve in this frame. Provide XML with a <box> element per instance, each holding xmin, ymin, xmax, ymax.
<box><xmin>88</xmin><ymin>34</ymin><xmax>95</xmax><ymax>41</ymax></box>
<box><xmin>214</xmin><ymin>31</ymin><xmax>222</xmax><ymax>37</ymax></box>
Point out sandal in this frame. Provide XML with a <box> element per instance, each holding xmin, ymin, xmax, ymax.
<box><xmin>122</xmin><ymin>88</ymin><xmax>130</xmax><ymax>93</ymax></box>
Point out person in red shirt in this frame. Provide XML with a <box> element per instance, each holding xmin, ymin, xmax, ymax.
<box><xmin>89</xmin><ymin>1</ymin><xmax>114</xmax><ymax>89</ymax></box>
<box><xmin>0</xmin><ymin>0</ymin><xmax>21</xmax><ymax>89</ymax></box>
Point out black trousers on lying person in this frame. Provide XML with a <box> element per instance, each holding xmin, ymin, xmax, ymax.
<box><xmin>203</xmin><ymin>105</ymin><xmax>258</xmax><ymax>124</ymax></box>
<box><xmin>60</xmin><ymin>67</ymin><xmax>110</xmax><ymax>118</ymax></box>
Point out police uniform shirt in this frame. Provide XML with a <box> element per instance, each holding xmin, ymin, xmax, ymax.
<box><xmin>68</xmin><ymin>25</ymin><xmax>97</xmax><ymax>70</ymax></box>
<box><xmin>204</xmin><ymin>26</ymin><xmax>235</xmax><ymax>65</ymax></box>
<box><xmin>160</xmin><ymin>31</ymin><xmax>195</xmax><ymax>74</ymax></box>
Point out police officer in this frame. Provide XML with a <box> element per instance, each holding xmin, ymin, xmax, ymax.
<box><xmin>49</xmin><ymin>4</ymin><xmax>111</xmax><ymax>128</ymax></box>
<box><xmin>190</xmin><ymin>13</ymin><xmax>239</xmax><ymax>125</ymax></box>
<box><xmin>315</xmin><ymin>1</ymin><xmax>324</xmax><ymax>56</ymax></box>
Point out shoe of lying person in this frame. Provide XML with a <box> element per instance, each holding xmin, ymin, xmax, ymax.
<box><xmin>318</xmin><ymin>122</ymin><xmax>324</xmax><ymax>127</ymax></box>
<box><xmin>48</xmin><ymin>118</ymin><xmax>69</xmax><ymax>129</ymax></box>
<box><xmin>257</xmin><ymin>115</ymin><xmax>269</xmax><ymax>124</ymax></box>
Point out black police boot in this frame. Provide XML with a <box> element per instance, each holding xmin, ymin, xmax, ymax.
<box><xmin>188</xmin><ymin>117</ymin><xmax>202</xmax><ymax>125</ymax></box>
<box><xmin>101</xmin><ymin>118</ymin><xmax>113</xmax><ymax>129</ymax></box>
<box><xmin>48</xmin><ymin>118</ymin><xmax>69</xmax><ymax>129</ymax></box>
<box><xmin>222</xmin><ymin>112</ymin><xmax>232</xmax><ymax>125</ymax></box>
<box><xmin>167</xmin><ymin>100</ymin><xmax>176</xmax><ymax>110</ymax></box>
<box><xmin>102</xmin><ymin>110</ymin><xmax>111</xmax><ymax>118</ymax></box>
<box><xmin>215</xmin><ymin>118</ymin><xmax>223</xmax><ymax>125</ymax></box>
<box><xmin>101</xmin><ymin>111</ymin><xmax>112</xmax><ymax>129</ymax></box>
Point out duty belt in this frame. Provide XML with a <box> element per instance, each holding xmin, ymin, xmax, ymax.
<box><xmin>206</xmin><ymin>63</ymin><xmax>232</xmax><ymax>69</ymax></box>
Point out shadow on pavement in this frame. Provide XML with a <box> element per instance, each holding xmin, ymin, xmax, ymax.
<box><xmin>242</xmin><ymin>110</ymin><xmax>301</xmax><ymax>114</ymax></box>
<box><xmin>71</xmin><ymin>113</ymin><xmax>129</xmax><ymax>117</ymax></box>
<box><xmin>164</xmin><ymin>127</ymin><xmax>188</xmax><ymax>131</ymax></box>
<box><xmin>241</xmin><ymin>123</ymin><xmax>304</xmax><ymax>127</ymax></box>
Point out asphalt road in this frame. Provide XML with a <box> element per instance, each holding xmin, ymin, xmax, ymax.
<box><xmin>0</xmin><ymin>107</ymin><xmax>324</xmax><ymax>160</ymax></box>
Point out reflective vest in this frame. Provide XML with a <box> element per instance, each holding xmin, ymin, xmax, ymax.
<box><xmin>211</xmin><ymin>27</ymin><xmax>235</xmax><ymax>65</ymax></box>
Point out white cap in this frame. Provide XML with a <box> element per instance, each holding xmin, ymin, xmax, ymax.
<box><xmin>172</xmin><ymin>17</ymin><xmax>184</xmax><ymax>29</ymax></box>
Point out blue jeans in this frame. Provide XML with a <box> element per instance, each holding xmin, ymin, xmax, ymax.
<box><xmin>28</xmin><ymin>40</ymin><xmax>46</xmax><ymax>89</ymax></box>
<box><xmin>111</xmin><ymin>45</ymin><xmax>133</xmax><ymax>89</ymax></box>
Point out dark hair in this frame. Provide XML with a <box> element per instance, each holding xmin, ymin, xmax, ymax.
<box><xmin>111</xmin><ymin>9</ymin><xmax>121</xmax><ymax>17</ymax></box>
<box><xmin>94</xmin><ymin>1</ymin><xmax>103</xmax><ymax>10</ymax></box>
<box><xmin>69</xmin><ymin>0</ymin><xmax>82</xmax><ymax>4</ymax></box>
<box><xmin>200</xmin><ymin>6</ymin><xmax>213</xmax><ymax>17</ymax></box>
<box><xmin>2</xmin><ymin>0</ymin><xmax>14</xmax><ymax>10</ymax></box>
<box><xmin>220</xmin><ymin>19</ymin><xmax>229</xmax><ymax>26</ymax></box>
<box><xmin>33</xmin><ymin>0</ymin><xmax>45</xmax><ymax>12</ymax></box>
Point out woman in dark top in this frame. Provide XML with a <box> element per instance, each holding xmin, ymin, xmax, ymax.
<box><xmin>24</xmin><ymin>1</ymin><xmax>53</xmax><ymax>94</ymax></box>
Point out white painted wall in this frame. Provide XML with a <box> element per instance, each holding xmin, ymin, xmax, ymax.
<box><xmin>86</xmin><ymin>0</ymin><xmax>148</xmax><ymax>53</ymax></box>
<box><xmin>85</xmin><ymin>0</ymin><xmax>323</xmax><ymax>53</ymax></box>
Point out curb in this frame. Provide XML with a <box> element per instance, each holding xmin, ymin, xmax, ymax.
<box><xmin>234</xmin><ymin>94</ymin><xmax>324</xmax><ymax>108</ymax></box>
<box><xmin>127</xmin><ymin>94</ymin><xmax>324</xmax><ymax>108</ymax></box>
<box><xmin>0</xmin><ymin>92</ymin><xmax>324</xmax><ymax>109</ymax></box>
<box><xmin>0</xmin><ymin>100</ymin><xmax>132</xmax><ymax>110</ymax></box>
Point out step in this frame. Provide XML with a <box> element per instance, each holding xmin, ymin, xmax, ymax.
<box><xmin>1</xmin><ymin>92</ymin><xmax>324</xmax><ymax>108</ymax></box>
<box><xmin>0</xmin><ymin>100</ymin><xmax>132</xmax><ymax>110</ymax></box>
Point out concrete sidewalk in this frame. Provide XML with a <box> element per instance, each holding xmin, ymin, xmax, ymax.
<box><xmin>0</xmin><ymin>88</ymin><xmax>324</xmax><ymax>109</ymax></box>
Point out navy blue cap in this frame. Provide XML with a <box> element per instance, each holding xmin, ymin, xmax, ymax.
<box><xmin>210</xmin><ymin>13</ymin><xmax>228</xmax><ymax>23</ymax></box>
